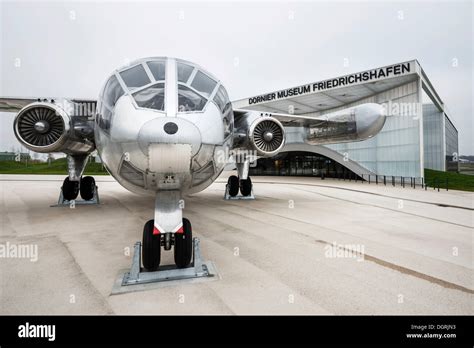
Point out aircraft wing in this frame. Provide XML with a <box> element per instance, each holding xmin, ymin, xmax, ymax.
<box><xmin>0</xmin><ymin>97</ymin><xmax>39</xmax><ymax>112</ymax></box>
<box><xmin>0</xmin><ymin>97</ymin><xmax>97</xmax><ymax>115</ymax></box>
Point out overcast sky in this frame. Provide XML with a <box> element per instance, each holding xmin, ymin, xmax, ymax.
<box><xmin>1</xmin><ymin>0</ymin><xmax>472</xmax><ymax>154</ymax></box>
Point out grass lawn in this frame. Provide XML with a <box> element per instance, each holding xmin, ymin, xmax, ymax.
<box><xmin>0</xmin><ymin>158</ymin><xmax>109</xmax><ymax>175</ymax></box>
<box><xmin>424</xmin><ymin>168</ymin><xmax>474</xmax><ymax>192</ymax></box>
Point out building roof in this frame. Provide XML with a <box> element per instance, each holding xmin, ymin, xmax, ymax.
<box><xmin>233</xmin><ymin>60</ymin><xmax>455</xmax><ymax>125</ymax></box>
<box><xmin>232</xmin><ymin>60</ymin><xmax>419</xmax><ymax>114</ymax></box>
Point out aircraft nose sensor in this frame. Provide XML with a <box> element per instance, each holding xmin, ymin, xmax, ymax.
<box><xmin>164</xmin><ymin>122</ymin><xmax>178</xmax><ymax>135</ymax></box>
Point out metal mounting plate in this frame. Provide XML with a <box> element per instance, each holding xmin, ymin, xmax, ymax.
<box><xmin>223</xmin><ymin>184</ymin><xmax>255</xmax><ymax>200</ymax></box>
<box><xmin>50</xmin><ymin>185</ymin><xmax>100</xmax><ymax>207</ymax></box>
<box><xmin>111</xmin><ymin>238</ymin><xmax>218</xmax><ymax>294</ymax></box>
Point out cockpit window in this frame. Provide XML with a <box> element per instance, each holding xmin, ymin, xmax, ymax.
<box><xmin>147</xmin><ymin>61</ymin><xmax>166</xmax><ymax>81</ymax></box>
<box><xmin>133</xmin><ymin>83</ymin><xmax>165</xmax><ymax>111</ymax></box>
<box><xmin>177</xmin><ymin>63</ymin><xmax>194</xmax><ymax>83</ymax></box>
<box><xmin>213</xmin><ymin>85</ymin><xmax>230</xmax><ymax>113</ymax></box>
<box><xmin>103</xmin><ymin>75</ymin><xmax>124</xmax><ymax>107</ymax></box>
<box><xmin>190</xmin><ymin>70</ymin><xmax>217</xmax><ymax>97</ymax></box>
<box><xmin>120</xmin><ymin>64</ymin><xmax>150</xmax><ymax>90</ymax></box>
<box><xmin>178</xmin><ymin>85</ymin><xmax>207</xmax><ymax>112</ymax></box>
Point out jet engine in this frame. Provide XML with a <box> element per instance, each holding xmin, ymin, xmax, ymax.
<box><xmin>13</xmin><ymin>102</ymin><xmax>94</xmax><ymax>154</ymax></box>
<box><xmin>248</xmin><ymin>117</ymin><xmax>285</xmax><ymax>156</ymax></box>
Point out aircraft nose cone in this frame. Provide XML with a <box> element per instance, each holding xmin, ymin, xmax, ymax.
<box><xmin>138</xmin><ymin>117</ymin><xmax>202</xmax><ymax>156</ymax></box>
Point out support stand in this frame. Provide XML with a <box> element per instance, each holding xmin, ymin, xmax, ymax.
<box><xmin>121</xmin><ymin>238</ymin><xmax>214</xmax><ymax>286</ymax></box>
<box><xmin>50</xmin><ymin>185</ymin><xmax>100</xmax><ymax>207</ymax></box>
<box><xmin>223</xmin><ymin>184</ymin><xmax>255</xmax><ymax>200</ymax></box>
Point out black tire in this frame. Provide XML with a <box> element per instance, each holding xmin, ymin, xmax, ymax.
<box><xmin>62</xmin><ymin>177</ymin><xmax>79</xmax><ymax>201</ymax></box>
<box><xmin>240</xmin><ymin>177</ymin><xmax>252</xmax><ymax>196</ymax></box>
<box><xmin>142</xmin><ymin>219</ymin><xmax>161</xmax><ymax>271</ymax></box>
<box><xmin>80</xmin><ymin>176</ymin><xmax>96</xmax><ymax>201</ymax></box>
<box><xmin>174</xmin><ymin>218</ymin><xmax>192</xmax><ymax>268</ymax></box>
<box><xmin>227</xmin><ymin>175</ymin><xmax>239</xmax><ymax>197</ymax></box>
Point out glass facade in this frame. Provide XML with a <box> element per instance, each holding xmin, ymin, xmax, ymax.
<box><xmin>445</xmin><ymin>115</ymin><xmax>459</xmax><ymax>172</ymax></box>
<box><xmin>423</xmin><ymin>103</ymin><xmax>444</xmax><ymax>171</ymax></box>
<box><xmin>261</xmin><ymin>80</ymin><xmax>458</xmax><ymax>179</ymax></box>
<box><xmin>326</xmin><ymin>80</ymin><xmax>422</xmax><ymax>177</ymax></box>
<box><xmin>250</xmin><ymin>151</ymin><xmax>359</xmax><ymax>179</ymax></box>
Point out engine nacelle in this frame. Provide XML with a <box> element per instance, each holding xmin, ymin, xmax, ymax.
<box><xmin>248</xmin><ymin>117</ymin><xmax>285</xmax><ymax>156</ymax></box>
<box><xmin>13</xmin><ymin>102</ymin><xmax>94</xmax><ymax>154</ymax></box>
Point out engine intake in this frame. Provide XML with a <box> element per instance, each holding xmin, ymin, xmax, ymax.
<box><xmin>249</xmin><ymin>117</ymin><xmax>285</xmax><ymax>156</ymax></box>
<box><xmin>14</xmin><ymin>102</ymin><xmax>70</xmax><ymax>152</ymax></box>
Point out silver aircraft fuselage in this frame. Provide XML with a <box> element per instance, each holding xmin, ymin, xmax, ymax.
<box><xmin>95</xmin><ymin>57</ymin><xmax>234</xmax><ymax>196</ymax></box>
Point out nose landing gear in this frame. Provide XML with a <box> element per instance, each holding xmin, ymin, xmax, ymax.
<box><xmin>113</xmin><ymin>208</ymin><xmax>215</xmax><ymax>292</ymax></box>
<box><xmin>141</xmin><ymin>217</ymin><xmax>193</xmax><ymax>270</ymax></box>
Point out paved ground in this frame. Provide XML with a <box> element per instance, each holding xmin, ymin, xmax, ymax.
<box><xmin>0</xmin><ymin>174</ymin><xmax>472</xmax><ymax>314</ymax></box>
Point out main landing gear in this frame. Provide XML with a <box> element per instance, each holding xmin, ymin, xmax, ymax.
<box><xmin>52</xmin><ymin>176</ymin><xmax>100</xmax><ymax>206</ymax></box>
<box><xmin>224</xmin><ymin>175</ymin><xmax>254</xmax><ymax>200</ymax></box>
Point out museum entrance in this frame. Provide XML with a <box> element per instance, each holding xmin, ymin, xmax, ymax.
<box><xmin>249</xmin><ymin>151</ymin><xmax>360</xmax><ymax>179</ymax></box>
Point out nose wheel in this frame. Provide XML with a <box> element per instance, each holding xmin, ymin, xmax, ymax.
<box><xmin>142</xmin><ymin>219</ymin><xmax>161</xmax><ymax>271</ymax></box>
<box><xmin>174</xmin><ymin>218</ymin><xmax>193</xmax><ymax>268</ymax></box>
<box><xmin>142</xmin><ymin>218</ymin><xmax>193</xmax><ymax>270</ymax></box>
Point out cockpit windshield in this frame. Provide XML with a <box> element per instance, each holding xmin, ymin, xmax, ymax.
<box><xmin>101</xmin><ymin>58</ymin><xmax>230</xmax><ymax>115</ymax></box>
<box><xmin>133</xmin><ymin>83</ymin><xmax>165</xmax><ymax>111</ymax></box>
<box><xmin>190</xmin><ymin>71</ymin><xmax>217</xmax><ymax>98</ymax></box>
<box><xmin>147</xmin><ymin>61</ymin><xmax>166</xmax><ymax>81</ymax></box>
<box><xmin>177</xmin><ymin>62</ymin><xmax>194</xmax><ymax>83</ymax></box>
<box><xmin>176</xmin><ymin>60</ymin><xmax>221</xmax><ymax>113</ymax></box>
<box><xmin>115</xmin><ymin>59</ymin><xmax>167</xmax><ymax>112</ymax></box>
<box><xmin>178</xmin><ymin>85</ymin><xmax>207</xmax><ymax>112</ymax></box>
<box><xmin>120</xmin><ymin>64</ymin><xmax>151</xmax><ymax>90</ymax></box>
